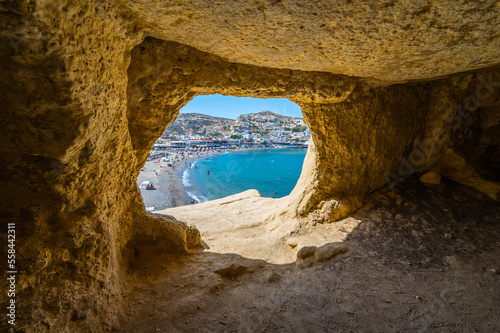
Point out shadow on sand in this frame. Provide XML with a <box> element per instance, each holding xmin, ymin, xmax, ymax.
<box><xmin>119</xmin><ymin>177</ymin><xmax>500</xmax><ymax>332</ymax></box>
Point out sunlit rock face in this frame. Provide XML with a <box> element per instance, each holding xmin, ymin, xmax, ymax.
<box><xmin>1</xmin><ymin>0</ymin><xmax>499</xmax><ymax>331</ymax></box>
<box><xmin>128</xmin><ymin>38</ymin><xmax>499</xmax><ymax>220</ymax></box>
<box><xmin>120</xmin><ymin>0</ymin><xmax>500</xmax><ymax>82</ymax></box>
<box><xmin>0</xmin><ymin>2</ymin><xmax>201</xmax><ymax>332</ymax></box>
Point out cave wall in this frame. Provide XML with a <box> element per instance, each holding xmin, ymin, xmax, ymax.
<box><xmin>0</xmin><ymin>0</ymin><xmax>499</xmax><ymax>331</ymax></box>
<box><xmin>0</xmin><ymin>1</ymin><xmax>133</xmax><ymax>331</ymax></box>
<box><xmin>128</xmin><ymin>38</ymin><xmax>499</xmax><ymax>220</ymax></box>
<box><xmin>300</xmin><ymin>69</ymin><xmax>500</xmax><ymax>218</ymax></box>
<box><xmin>119</xmin><ymin>0</ymin><xmax>500</xmax><ymax>81</ymax></box>
<box><xmin>0</xmin><ymin>2</ymin><xmax>200</xmax><ymax>332</ymax></box>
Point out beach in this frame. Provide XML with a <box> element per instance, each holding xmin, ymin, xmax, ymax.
<box><xmin>137</xmin><ymin>148</ymin><xmax>227</xmax><ymax>210</ymax></box>
<box><xmin>138</xmin><ymin>146</ymin><xmax>307</xmax><ymax>211</ymax></box>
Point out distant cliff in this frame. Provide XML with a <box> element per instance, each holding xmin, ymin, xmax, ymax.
<box><xmin>235</xmin><ymin>110</ymin><xmax>302</xmax><ymax>125</ymax></box>
<box><xmin>166</xmin><ymin>113</ymin><xmax>234</xmax><ymax>136</ymax></box>
<box><xmin>166</xmin><ymin>111</ymin><xmax>305</xmax><ymax>136</ymax></box>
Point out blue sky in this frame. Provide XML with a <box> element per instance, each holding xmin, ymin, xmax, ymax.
<box><xmin>179</xmin><ymin>94</ymin><xmax>303</xmax><ymax>119</ymax></box>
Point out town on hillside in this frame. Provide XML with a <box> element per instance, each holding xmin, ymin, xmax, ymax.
<box><xmin>148</xmin><ymin>111</ymin><xmax>311</xmax><ymax>159</ymax></box>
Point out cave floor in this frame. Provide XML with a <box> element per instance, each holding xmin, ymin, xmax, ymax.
<box><xmin>119</xmin><ymin>178</ymin><xmax>500</xmax><ymax>332</ymax></box>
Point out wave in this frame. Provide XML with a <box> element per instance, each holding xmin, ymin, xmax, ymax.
<box><xmin>182</xmin><ymin>169</ymin><xmax>191</xmax><ymax>187</ymax></box>
<box><xmin>183</xmin><ymin>163</ymin><xmax>208</xmax><ymax>203</ymax></box>
<box><xmin>185</xmin><ymin>190</ymin><xmax>208</xmax><ymax>204</ymax></box>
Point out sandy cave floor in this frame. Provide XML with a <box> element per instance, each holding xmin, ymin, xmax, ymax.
<box><xmin>118</xmin><ymin>178</ymin><xmax>500</xmax><ymax>332</ymax></box>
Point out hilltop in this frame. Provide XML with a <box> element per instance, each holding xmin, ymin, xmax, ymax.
<box><xmin>166</xmin><ymin>111</ymin><xmax>306</xmax><ymax>136</ymax></box>
<box><xmin>166</xmin><ymin>113</ymin><xmax>234</xmax><ymax>136</ymax></box>
<box><xmin>235</xmin><ymin>110</ymin><xmax>301</xmax><ymax>124</ymax></box>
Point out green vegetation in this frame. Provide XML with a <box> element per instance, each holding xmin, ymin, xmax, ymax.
<box><xmin>259</xmin><ymin>130</ymin><xmax>269</xmax><ymax>135</ymax></box>
<box><xmin>292</xmin><ymin>125</ymin><xmax>308</xmax><ymax>132</ymax></box>
<box><xmin>230</xmin><ymin>134</ymin><xmax>243</xmax><ymax>139</ymax></box>
<box><xmin>209</xmin><ymin>132</ymin><xmax>222</xmax><ymax>137</ymax></box>
<box><xmin>284</xmin><ymin>127</ymin><xmax>291</xmax><ymax>131</ymax></box>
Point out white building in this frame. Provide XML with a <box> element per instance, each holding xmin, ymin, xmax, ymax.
<box><xmin>168</xmin><ymin>141</ymin><xmax>191</xmax><ymax>148</ymax></box>
<box><xmin>279</xmin><ymin>130</ymin><xmax>292</xmax><ymax>137</ymax></box>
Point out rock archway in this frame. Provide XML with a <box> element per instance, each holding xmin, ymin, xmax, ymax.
<box><xmin>127</xmin><ymin>37</ymin><xmax>499</xmax><ymax>223</ymax></box>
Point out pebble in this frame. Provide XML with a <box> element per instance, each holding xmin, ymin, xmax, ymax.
<box><xmin>297</xmin><ymin>246</ymin><xmax>317</xmax><ymax>259</ymax></box>
<box><xmin>286</xmin><ymin>238</ymin><xmax>298</xmax><ymax>248</ymax></box>
<box><xmin>268</xmin><ymin>272</ymin><xmax>282</xmax><ymax>283</ymax></box>
<box><xmin>314</xmin><ymin>242</ymin><xmax>349</xmax><ymax>262</ymax></box>
<box><xmin>419</xmin><ymin>171</ymin><xmax>441</xmax><ymax>185</ymax></box>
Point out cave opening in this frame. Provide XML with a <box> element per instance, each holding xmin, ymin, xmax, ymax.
<box><xmin>136</xmin><ymin>94</ymin><xmax>309</xmax><ymax>212</ymax></box>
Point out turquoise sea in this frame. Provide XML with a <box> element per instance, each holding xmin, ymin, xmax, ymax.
<box><xmin>182</xmin><ymin>148</ymin><xmax>307</xmax><ymax>203</ymax></box>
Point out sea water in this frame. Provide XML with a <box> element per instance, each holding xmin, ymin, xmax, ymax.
<box><xmin>183</xmin><ymin>148</ymin><xmax>307</xmax><ymax>203</ymax></box>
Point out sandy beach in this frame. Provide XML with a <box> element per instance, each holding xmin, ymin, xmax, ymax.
<box><xmin>137</xmin><ymin>148</ymin><xmax>228</xmax><ymax>210</ymax></box>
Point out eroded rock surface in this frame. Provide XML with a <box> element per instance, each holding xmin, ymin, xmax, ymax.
<box><xmin>130</xmin><ymin>38</ymin><xmax>500</xmax><ymax>221</ymax></box>
<box><xmin>0</xmin><ymin>0</ymin><xmax>499</xmax><ymax>331</ymax></box>
<box><xmin>120</xmin><ymin>179</ymin><xmax>500</xmax><ymax>333</ymax></box>
<box><xmin>119</xmin><ymin>0</ymin><xmax>500</xmax><ymax>81</ymax></box>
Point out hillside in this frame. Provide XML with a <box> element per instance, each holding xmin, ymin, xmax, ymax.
<box><xmin>166</xmin><ymin>111</ymin><xmax>306</xmax><ymax>136</ymax></box>
<box><xmin>166</xmin><ymin>113</ymin><xmax>234</xmax><ymax>136</ymax></box>
<box><xmin>235</xmin><ymin>110</ymin><xmax>303</xmax><ymax>127</ymax></box>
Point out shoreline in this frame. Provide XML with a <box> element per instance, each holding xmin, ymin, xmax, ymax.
<box><xmin>137</xmin><ymin>148</ymin><xmax>229</xmax><ymax>210</ymax></box>
<box><xmin>138</xmin><ymin>146</ymin><xmax>308</xmax><ymax>211</ymax></box>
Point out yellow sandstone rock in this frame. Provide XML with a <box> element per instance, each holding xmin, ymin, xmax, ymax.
<box><xmin>420</xmin><ymin>171</ymin><xmax>442</xmax><ymax>185</ymax></box>
<box><xmin>1</xmin><ymin>1</ymin><xmax>499</xmax><ymax>331</ymax></box>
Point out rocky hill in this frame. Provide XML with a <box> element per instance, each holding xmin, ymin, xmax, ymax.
<box><xmin>166</xmin><ymin>111</ymin><xmax>305</xmax><ymax>136</ymax></box>
<box><xmin>166</xmin><ymin>113</ymin><xmax>234</xmax><ymax>136</ymax></box>
<box><xmin>236</xmin><ymin>110</ymin><xmax>288</xmax><ymax>123</ymax></box>
<box><xmin>235</xmin><ymin>110</ymin><xmax>305</xmax><ymax>128</ymax></box>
